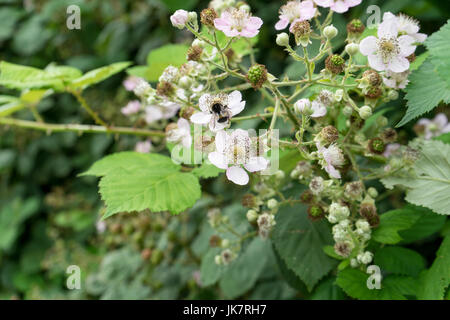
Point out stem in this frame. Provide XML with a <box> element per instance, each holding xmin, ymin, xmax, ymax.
<box><xmin>69</xmin><ymin>89</ymin><xmax>109</xmax><ymax>128</ymax></box>
<box><xmin>0</xmin><ymin>117</ymin><xmax>166</xmax><ymax>138</ymax></box>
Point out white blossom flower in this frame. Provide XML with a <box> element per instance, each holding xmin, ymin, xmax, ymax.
<box><xmin>121</xmin><ymin>100</ymin><xmax>141</xmax><ymax>116</ymax></box>
<box><xmin>209</xmin><ymin>0</ymin><xmax>236</xmax><ymax>14</ymax></box>
<box><xmin>360</xmin><ymin>13</ymin><xmax>416</xmax><ymax>73</ymax></box>
<box><xmin>145</xmin><ymin>101</ymin><xmax>180</xmax><ymax>124</ymax></box>
<box><xmin>382</xmin><ymin>70</ymin><xmax>410</xmax><ymax>89</ymax></box>
<box><xmin>190</xmin><ymin>91</ymin><xmax>245</xmax><ymax>132</ymax></box>
<box><xmin>317</xmin><ymin>143</ymin><xmax>345</xmax><ymax>179</ymax></box>
<box><xmin>214</xmin><ymin>8</ymin><xmax>263</xmax><ymax>38</ymax></box>
<box><xmin>314</xmin><ymin>0</ymin><xmax>362</xmax><ymax>13</ymax></box>
<box><xmin>123</xmin><ymin>76</ymin><xmax>144</xmax><ymax>91</ymax></box>
<box><xmin>208</xmin><ymin>129</ymin><xmax>269</xmax><ymax>185</ymax></box>
<box><xmin>417</xmin><ymin>113</ymin><xmax>450</xmax><ymax>140</ymax></box>
<box><xmin>294</xmin><ymin>99</ymin><xmax>327</xmax><ymax>118</ymax></box>
<box><xmin>383</xmin><ymin>12</ymin><xmax>427</xmax><ymax>43</ymax></box>
<box><xmin>275</xmin><ymin>0</ymin><xmax>317</xmax><ymax>31</ymax></box>
<box><xmin>166</xmin><ymin>118</ymin><xmax>192</xmax><ymax>148</ymax></box>
<box><xmin>133</xmin><ymin>79</ymin><xmax>152</xmax><ymax>98</ymax></box>
<box><xmin>159</xmin><ymin>66</ymin><xmax>179</xmax><ymax>83</ymax></box>
<box><xmin>135</xmin><ymin>140</ymin><xmax>152</xmax><ymax>153</ymax></box>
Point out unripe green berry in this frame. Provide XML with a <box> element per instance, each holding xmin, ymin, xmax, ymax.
<box><xmin>246</xmin><ymin>64</ymin><xmax>268</xmax><ymax>89</ymax></box>
<box><xmin>359</xmin><ymin>106</ymin><xmax>372</xmax><ymax>120</ymax></box>
<box><xmin>323</xmin><ymin>25</ymin><xmax>338</xmax><ymax>39</ymax></box>
<box><xmin>276</xmin><ymin>33</ymin><xmax>290</xmax><ymax>47</ymax></box>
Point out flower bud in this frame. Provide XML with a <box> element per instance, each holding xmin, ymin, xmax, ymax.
<box><xmin>294</xmin><ymin>99</ymin><xmax>312</xmax><ymax>115</ymax></box>
<box><xmin>170</xmin><ymin>10</ymin><xmax>189</xmax><ymax>29</ymax></box>
<box><xmin>192</xmin><ymin>39</ymin><xmax>206</xmax><ymax>48</ymax></box>
<box><xmin>275</xmin><ymin>170</ymin><xmax>285</xmax><ymax>180</ymax></box>
<box><xmin>334</xmin><ymin>89</ymin><xmax>344</xmax><ymax>102</ymax></box>
<box><xmin>388</xmin><ymin>90</ymin><xmax>399</xmax><ymax>101</ymax></box>
<box><xmin>221</xmin><ymin>239</ymin><xmax>230</xmax><ymax>248</ymax></box>
<box><xmin>188</xmin><ymin>11</ymin><xmax>198</xmax><ymax>24</ymax></box>
<box><xmin>214</xmin><ymin>255</ymin><xmax>222</xmax><ymax>265</ymax></box>
<box><xmin>367</xmin><ymin>187</ymin><xmax>378</xmax><ymax>198</ymax></box>
<box><xmin>246</xmin><ymin>64</ymin><xmax>268</xmax><ymax>89</ymax></box>
<box><xmin>357</xmin><ymin>251</ymin><xmax>373</xmax><ymax>265</ymax></box>
<box><xmin>246</xmin><ymin>209</ymin><xmax>258</xmax><ymax>223</ymax></box>
<box><xmin>342</xmin><ymin>105</ymin><xmax>353</xmax><ymax>117</ymax></box>
<box><xmin>276</xmin><ymin>33</ymin><xmax>290</xmax><ymax>47</ymax></box>
<box><xmin>323</xmin><ymin>25</ymin><xmax>338</xmax><ymax>39</ymax></box>
<box><xmin>325</xmin><ymin>55</ymin><xmax>346</xmax><ymax>74</ymax></box>
<box><xmin>267</xmin><ymin>199</ymin><xmax>279</xmax><ymax>210</ymax></box>
<box><xmin>345</xmin><ymin>43</ymin><xmax>360</xmax><ymax>56</ymax></box>
<box><xmin>178</xmin><ymin>76</ymin><xmax>192</xmax><ymax>89</ymax></box>
<box><xmin>359</xmin><ymin>106</ymin><xmax>372</xmax><ymax>120</ymax></box>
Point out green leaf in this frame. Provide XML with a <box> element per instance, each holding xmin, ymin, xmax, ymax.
<box><xmin>161</xmin><ymin>0</ymin><xmax>199</xmax><ymax>11</ymax></box>
<box><xmin>0</xmin><ymin>61</ymin><xmax>64</xmax><ymax>91</ymax></box>
<box><xmin>417</xmin><ymin>235</ymin><xmax>450</xmax><ymax>300</ymax></box>
<box><xmin>192</xmin><ymin>164</ymin><xmax>224</xmax><ymax>179</ymax></box>
<box><xmin>372</xmin><ymin>208</ymin><xmax>420</xmax><ymax>244</ymax></box>
<box><xmin>272</xmin><ymin>204</ymin><xmax>337</xmax><ymax>291</ymax></box>
<box><xmin>69</xmin><ymin>62</ymin><xmax>131</xmax><ymax>90</ymax></box>
<box><xmin>381</xmin><ymin>140</ymin><xmax>450</xmax><ymax>215</ymax></box>
<box><xmin>219</xmin><ymin>238</ymin><xmax>271</xmax><ymax>298</ymax></box>
<box><xmin>323</xmin><ymin>245</ymin><xmax>345</xmax><ymax>260</ymax></box>
<box><xmin>200</xmin><ymin>248</ymin><xmax>224</xmax><ymax>287</ymax></box>
<box><xmin>82</xmin><ymin>152</ymin><xmax>201</xmax><ymax>217</ymax></box>
<box><xmin>146</xmin><ymin>44</ymin><xmax>189</xmax><ymax>82</ymax></box>
<box><xmin>374</xmin><ymin>246</ymin><xmax>426</xmax><ymax>277</ymax></box>
<box><xmin>409</xmin><ymin>52</ymin><xmax>430</xmax><ymax>71</ymax></box>
<box><xmin>435</xmin><ymin>132</ymin><xmax>450</xmax><ymax>144</ymax></box>
<box><xmin>398</xmin><ymin>59</ymin><xmax>450</xmax><ymax>127</ymax></box>
<box><xmin>0</xmin><ymin>7</ymin><xmax>24</xmax><ymax>42</ymax></box>
<box><xmin>126</xmin><ymin>66</ymin><xmax>151</xmax><ymax>80</ymax></box>
<box><xmin>426</xmin><ymin>19</ymin><xmax>450</xmax><ymax>87</ymax></box>
<box><xmin>336</xmin><ymin>269</ymin><xmax>407</xmax><ymax>300</ymax></box>
<box><xmin>310</xmin><ymin>277</ymin><xmax>347</xmax><ymax>300</ymax></box>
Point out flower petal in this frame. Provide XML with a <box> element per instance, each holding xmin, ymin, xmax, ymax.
<box><xmin>398</xmin><ymin>35</ymin><xmax>416</xmax><ymax>56</ymax></box>
<box><xmin>359</xmin><ymin>36</ymin><xmax>378</xmax><ymax>56</ymax></box>
<box><xmin>199</xmin><ymin>94</ymin><xmax>211</xmax><ymax>112</ymax></box>
<box><xmin>208</xmin><ymin>152</ymin><xmax>228</xmax><ymax>170</ymax></box>
<box><xmin>331</xmin><ymin>1</ymin><xmax>349</xmax><ymax>13</ymax></box>
<box><xmin>215</xmin><ymin>130</ymin><xmax>228</xmax><ymax>153</ymax></box>
<box><xmin>368</xmin><ymin>54</ymin><xmax>386</xmax><ymax>71</ymax></box>
<box><xmin>378</xmin><ymin>17</ymin><xmax>398</xmax><ymax>38</ymax></box>
<box><xmin>275</xmin><ymin>18</ymin><xmax>289</xmax><ymax>30</ymax></box>
<box><xmin>190</xmin><ymin>112</ymin><xmax>212</xmax><ymax>124</ymax></box>
<box><xmin>226</xmin><ymin>166</ymin><xmax>249</xmax><ymax>185</ymax></box>
<box><xmin>387</xmin><ymin>56</ymin><xmax>409</xmax><ymax>73</ymax></box>
<box><xmin>244</xmin><ymin>157</ymin><xmax>269</xmax><ymax>172</ymax></box>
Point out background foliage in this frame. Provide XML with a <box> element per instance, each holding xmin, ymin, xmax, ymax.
<box><xmin>0</xmin><ymin>0</ymin><xmax>449</xmax><ymax>300</ymax></box>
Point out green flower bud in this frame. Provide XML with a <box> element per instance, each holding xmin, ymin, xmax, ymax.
<box><xmin>214</xmin><ymin>255</ymin><xmax>222</xmax><ymax>265</ymax></box>
<box><xmin>178</xmin><ymin>76</ymin><xmax>192</xmax><ymax>89</ymax></box>
<box><xmin>343</xmin><ymin>105</ymin><xmax>353</xmax><ymax>117</ymax></box>
<box><xmin>388</xmin><ymin>90</ymin><xmax>399</xmax><ymax>100</ymax></box>
<box><xmin>192</xmin><ymin>39</ymin><xmax>206</xmax><ymax>48</ymax></box>
<box><xmin>276</xmin><ymin>33</ymin><xmax>290</xmax><ymax>47</ymax></box>
<box><xmin>221</xmin><ymin>239</ymin><xmax>230</xmax><ymax>248</ymax></box>
<box><xmin>246</xmin><ymin>209</ymin><xmax>258</xmax><ymax>223</ymax></box>
<box><xmin>275</xmin><ymin>170</ymin><xmax>285</xmax><ymax>180</ymax></box>
<box><xmin>345</xmin><ymin>43</ymin><xmax>359</xmax><ymax>56</ymax></box>
<box><xmin>267</xmin><ymin>199</ymin><xmax>279</xmax><ymax>210</ymax></box>
<box><xmin>367</xmin><ymin>187</ymin><xmax>378</xmax><ymax>198</ymax></box>
<box><xmin>359</xmin><ymin>106</ymin><xmax>372</xmax><ymax>120</ymax></box>
<box><xmin>323</xmin><ymin>25</ymin><xmax>338</xmax><ymax>39</ymax></box>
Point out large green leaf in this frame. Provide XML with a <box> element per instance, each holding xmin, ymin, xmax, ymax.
<box><xmin>336</xmin><ymin>269</ymin><xmax>409</xmax><ymax>300</ymax></box>
<box><xmin>192</xmin><ymin>164</ymin><xmax>224</xmax><ymax>179</ymax></box>
<box><xmin>381</xmin><ymin>140</ymin><xmax>450</xmax><ymax>215</ymax></box>
<box><xmin>417</xmin><ymin>236</ymin><xmax>450</xmax><ymax>300</ymax></box>
<box><xmin>219</xmin><ymin>238</ymin><xmax>271</xmax><ymax>298</ymax></box>
<box><xmin>145</xmin><ymin>44</ymin><xmax>189</xmax><ymax>82</ymax></box>
<box><xmin>69</xmin><ymin>62</ymin><xmax>131</xmax><ymax>90</ymax></box>
<box><xmin>374</xmin><ymin>246</ymin><xmax>426</xmax><ymax>277</ymax></box>
<box><xmin>373</xmin><ymin>206</ymin><xmax>446</xmax><ymax>245</ymax></box>
<box><xmin>82</xmin><ymin>152</ymin><xmax>201</xmax><ymax>217</ymax></box>
<box><xmin>398</xmin><ymin>60</ymin><xmax>450</xmax><ymax>127</ymax></box>
<box><xmin>427</xmin><ymin>19</ymin><xmax>450</xmax><ymax>87</ymax></box>
<box><xmin>272</xmin><ymin>204</ymin><xmax>337</xmax><ymax>291</ymax></box>
<box><xmin>200</xmin><ymin>248</ymin><xmax>224</xmax><ymax>287</ymax></box>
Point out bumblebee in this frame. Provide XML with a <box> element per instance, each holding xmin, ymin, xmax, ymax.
<box><xmin>211</xmin><ymin>102</ymin><xmax>231</xmax><ymax>124</ymax></box>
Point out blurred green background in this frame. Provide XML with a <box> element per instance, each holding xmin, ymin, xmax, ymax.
<box><xmin>0</xmin><ymin>0</ymin><xmax>448</xmax><ymax>299</ymax></box>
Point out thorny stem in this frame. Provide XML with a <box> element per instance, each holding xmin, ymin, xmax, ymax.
<box><xmin>69</xmin><ymin>89</ymin><xmax>109</xmax><ymax>128</ymax></box>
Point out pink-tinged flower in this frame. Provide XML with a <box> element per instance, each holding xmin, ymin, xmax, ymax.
<box><xmin>383</xmin><ymin>12</ymin><xmax>427</xmax><ymax>43</ymax></box>
<box><xmin>208</xmin><ymin>129</ymin><xmax>269</xmax><ymax>185</ymax></box>
<box><xmin>360</xmin><ymin>14</ymin><xmax>416</xmax><ymax>73</ymax></box>
<box><xmin>121</xmin><ymin>100</ymin><xmax>141</xmax><ymax>116</ymax></box>
<box><xmin>317</xmin><ymin>143</ymin><xmax>345</xmax><ymax>179</ymax></box>
<box><xmin>383</xmin><ymin>143</ymin><xmax>401</xmax><ymax>158</ymax></box>
<box><xmin>135</xmin><ymin>140</ymin><xmax>153</xmax><ymax>153</ymax></box>
<box><xmin>166</xmin><ymin>118</ymin><xmax>192</xmax><ymax>148</ymax></box>
<box><xmin>275</xmin><ymin>0</ymin><xmax>317</xmax><ymax>31</ymax></box>
<box><xmin>190</xmin><ymin>91</ymin><xmax>245</xmax><ymax>132</ymax></box>
<box><xmin>382</xmin><ymin>70</ymin><xmax>410</xmax><ymax>89</ymax></box>
<box><xmin>417</xmin><ymin>114</ymin><xmax>450</xmax><ymax>140</ymax></box>
<box><xmin>294</xmin><ymin>99</ymin><xmax>328</xmax><ymax>118</ymax></box>
<box><xmin>214</xmin><ymin>8</ymin><xmax>263</xmax><ymax>38</ymax></box>
<box><xmin>314</xmin><ymin>0</ymin><xmax>362</xmax><ymax>13</ymax></box>
<box><xmin>123</xmin><ymin>76</ymin><xmax>144</xmax><ymax>91</ymax></box>
<box><xmin>145</xmin><ymin>101</ymin><xmax>180</xmax><ymax>124</ymax></box>
<box><xmin>170</xmin><ymin>10</ymin><xmax>189</xmax><ymax>29</ymax></box>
